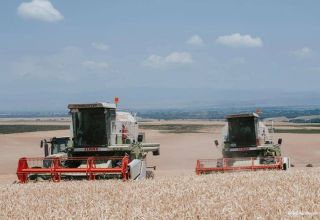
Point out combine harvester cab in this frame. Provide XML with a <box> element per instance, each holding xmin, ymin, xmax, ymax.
<box><xmin>196</xmin><ymin>113</ymin><xmax>290</xmax><ymax>174</ymax></box>
<box><xmin>17</xmin><ymin>102</ymin><xmax>160</xmax><ymax>183</ymax></box>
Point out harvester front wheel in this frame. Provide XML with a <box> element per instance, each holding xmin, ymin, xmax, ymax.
<box><xmin>260</xmin><ymin>157</ymin><xmax>276</xmax><ymax>164</ymax></box>
<box><xmin>217</xmin><ymin>159</ymin><xmax>224</xmax><ymax>168</ymax></box>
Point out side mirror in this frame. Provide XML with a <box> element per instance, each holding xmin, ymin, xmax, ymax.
<box><xmin>138</xmin><ymin>134</ymin><xmax>144</xmax><ymax>143</ymax></box>
<box><xmin>153</xmin><ymin>148</ymin><xmax>160</xmax><ymax>156</ymax></box>
<box><xmin>278</xmin><ymin>138</ymin><xmax>282</xmax><ymax>145</ymax></box>
<box><xmin>44</xmin><ymin>143</ymin><xmax>49</xmax><ymax>157</ymax></box>
<box><xmin>214</xmin><ymin>140</ymin><xmax>219</xmax><ymax>147</ymax></box>
<box><xmin>40</xmin><ymin>140</ymin><xmax>43</xmax><ymax>148</ymax></box>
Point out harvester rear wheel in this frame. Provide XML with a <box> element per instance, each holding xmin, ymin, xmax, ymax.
<box><xmin>283</xmin><ymin>163</ymin><xmax>287</xmax><ymax>170</ymax></box>
<box><xmin>146</xmin><ymin>171</ymin><xmax>154</xmax><ymax>179</ymax></box>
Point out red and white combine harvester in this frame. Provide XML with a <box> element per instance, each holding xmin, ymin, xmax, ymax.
<box><xmin>196</xmin><ymin>113</ymin><xmax>290</xmax><ymax>174</ymax></box>
<box><xmin>17</xmin><ymin>101</ymin><xmax>160</xmax><ymax>183</ymax></box>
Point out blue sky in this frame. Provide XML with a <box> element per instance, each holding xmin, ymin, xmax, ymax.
<box><xmin>0</xmin><ymin>0</ymin><xmax>320</xmax><ymax>111</ymax></box>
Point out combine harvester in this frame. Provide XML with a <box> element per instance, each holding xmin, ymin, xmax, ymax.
<box><xmin>196</xmin><ymin>112</ymin><xmax>290</xmax><ymax>174</ymax></box>
<box><xmin>17</xmin><ymin>101</ymin><xmax>160</xmax><ymax>183</ymax></box>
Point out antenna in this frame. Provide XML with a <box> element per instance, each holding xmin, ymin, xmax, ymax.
<box><xmin>114</xmin><ymin>97</ymin><xmax>119</xmax><ymax>108</ymax></box>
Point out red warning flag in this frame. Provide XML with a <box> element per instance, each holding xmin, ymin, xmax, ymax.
<box><xmin>114</xmin><ymin>97</ymin><xmax>119</xmax><ymax>105</ymax></box>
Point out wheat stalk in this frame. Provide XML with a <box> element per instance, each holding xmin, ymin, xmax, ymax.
<box><xmin>0</xmin><ymin>168</ymin><xmax>319</xmax><ymax>220</ymax></box>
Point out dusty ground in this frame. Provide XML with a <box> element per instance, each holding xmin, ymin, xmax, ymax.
<box><xmin>0</xmin><ymin>130</ymin><xmax>69</xmax><ymax>184</ymax></box>
<box><xmin>0</xmin><ymin>120</ymin><xmax>319</xmax><ymax>184</ymax></box>
<box><xmin>0</xmin><ymin>119</ymin><xmax>319</xmax><ymax>219</ymax></box>
<box><xmin>142</xmin><ymin>120</ymin><xmax>320</xmax><ymax>174</ymax></box>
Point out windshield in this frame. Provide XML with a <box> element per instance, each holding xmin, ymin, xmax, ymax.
<box><xmin>227</xmin><ymin>117</ymin><xmax>257</xmax><ymax>146</ymax></box>
<box><xmin>52</xmin><ymin>142</ymin><xmax>67</xmax><ymax>154</ymax></box>
<box><xmin>51</xmin><ymin>138</ymin><xmax>69</xmax><ymax>155</ymax></box>
<box><xmin>72</xmin><ymin>108</ymin><xmax>106</xmax><ymax>146</ymax></box>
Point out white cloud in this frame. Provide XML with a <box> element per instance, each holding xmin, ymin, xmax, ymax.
<box><xmin>92</xmin><ymin>42</ymin><xmax>109</xmax><ymax>51</ymax></box>
<box><xmin>144</xmin><ymin>52</ymin><xmax>193</xmax><ymax>67</ymax></box>
<box><xmin>12</xmin><ymin>47</ymin><xmax>110</xmax><ymax>81</ymax></box>
<box><xmin>12</xmin><ymin>46</ymin><xmax>82</xmax><ymax>82</ymax></box>
<box><xmin>165</xmin><ymin>52</ymin><xmax>193</xmax><ymax>63</ymax></box>
<box><xmin>216</xmin><ymin>33</ymin><xmax>263</xmax><ymax>48</ymax></box>
<box><xmin>17</xmin><ymin>0</ymin><xmax>64</xmax><ymax>22</ymax></box>
<box><xmin>83</xmin><ymin>60</ymin><xmax>109</xmax><ymax>71</ymax></box>
<box><xmin>145</xmin><ymin>55</ymin><xmax>164</xmax><ymax>65</ymax></box>
<box><xmin>186</xmin><ymin>35</ymin><xmax>204</xmax><ymax>46</ymax></box>
<box><xmin>292</xmin><ymin>47</ymin><xmax>312</xmax><ymax>58</ymax></box>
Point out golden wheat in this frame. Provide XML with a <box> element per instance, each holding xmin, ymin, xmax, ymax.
<box><xmin>0</xmin><ymin>168</ymin><xmax>319</xmax><ymax>220</ymax></box>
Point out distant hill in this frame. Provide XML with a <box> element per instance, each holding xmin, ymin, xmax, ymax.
<box><xmin>136</xmin><ymin>106</ymin><xmax>320</xmax><ymax>121</ymax></box>
<box><xmin>289</xmin><ymin>115</ymin><xmax>320</xmax><ymax>123</ymax></box>
<box><xmin>2</xmin><ymin>106</ymin><xmax>320</xmax><ymax>122</ymax></box>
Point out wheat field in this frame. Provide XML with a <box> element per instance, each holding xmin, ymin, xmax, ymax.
<box><xmin>0</xmin><ymin>168</ymin><xmax>319</xmax><ymax>220</ymax></box>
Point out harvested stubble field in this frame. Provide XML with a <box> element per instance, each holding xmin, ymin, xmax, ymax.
<box><xmin>273</xmin><ymin>128</ymin><xmax>320</xmax><ymax>134</ymax></box>
<box><xmin>139</xmin><ymin>124</ymin><xmax>223</xmax><ymax>133</ymax></box>
<box><xmin>0</xmin><ymin>125</ymin><xmax>70</xmax><ymax>134</ymax></box>
<box><xmin>1</xmin><ymin>168</ymin><xmax>319</xmax><ymax>219</ymax></box>
<box><xmin>140</xmin><ymin>122</ymin><xmax>320</xmax><ymax>134</ymax></box>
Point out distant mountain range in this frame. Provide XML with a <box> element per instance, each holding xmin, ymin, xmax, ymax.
<box><xmin>136</xmin><ymin>106</ymin><xmax>320</xmax><ymax>121</ymax></box>
<box><xmin>1</xmin><ymin>88</ymin><xmax>320</xmax><ymax>112</ymax></box>
<box><xmin>1</xmin><ymin>105</ymin><xmax>320</xmax><ymax>122</ymax></box>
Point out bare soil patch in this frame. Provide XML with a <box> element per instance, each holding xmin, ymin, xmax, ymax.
<box><xmin>0</xmin><ymin>119</ymin><xmax>319</xmax><ymax>183</ymax></box>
